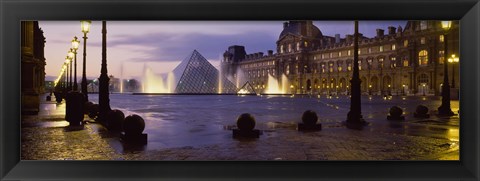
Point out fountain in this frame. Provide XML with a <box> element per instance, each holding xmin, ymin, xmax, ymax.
<box><xmin>264</xmin><ymin>74</ymin><xmax>289</xmax><ymax>94</ymax></box>
<box><xmin>119</xmin><ymin>62</ymin><xmax>124</xmax><ymax>93</ymax></box>
<box><xmin>141</xmin><ymin>64</ymin><xmax>175</xmax><ymax>93</ymax></box>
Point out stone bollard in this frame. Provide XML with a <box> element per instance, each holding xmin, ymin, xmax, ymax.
<box><xmin>298</xmin><ymin>110</ymin><xmax>322</xmax><ymax>131</ymax></box>
<box><xmin>54</xmin><ymin>92</ymin><xmax>62</xmax><ymax>103</ymax></box>
<box><xmin>65</xmin><ymin>91</ymin><xmax>85</xmax><ymax>127</ymax></box>
<box><xmin>414</xmin><ymin>105</ymin><xmax>430</xmax><ymax>118</ymax></box>
<box><xmin>88</xmin><ymin>104</ymin><xmax>99</xmax><ymax>119</ymax></box>
<box><xmin>107</xmin><ymin>109</ymin><xmax>125</xmax><ymax>131</ymax></box>
<box><xmin>122</xmin><ymin>114</ymin><xmax>148</xmax><ymax>145</ymax></box>
<box><xmin>387</xmin><ymin>106</ymin><xmax>405</xmax><ymax>120</ymax></box>
<box><xmin>46</xmin><ymin>95</ymin><xmax>51</xmax><ymax>101</ymax></box>
<box><xmin>232</xmin><ymin>113</ymin><xmax>260</xmax><ymax>138</ymax></box>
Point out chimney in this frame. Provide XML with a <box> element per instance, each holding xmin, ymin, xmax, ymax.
<box><xmin>258</xmin><ymin>52</ymin><xmax>264</xmax><ymax>57</ymax></box>
<box><xmin>335</xmin><ymin>34</ymin><xmax>341</xmax><ymax>44</ymax></box>
<box><xmin>376</xmin><ymin>29</ymin><xmax>384</xmax><ymax>38</ymax></box>
<box><xmin>346</xmin><ymin>35</ymin><xmax>353</xmax><ymax>43</ymax></box>
<box><xmin>283</xmin><ymin>22</ymin><xmax>289</xmax><ymax>28</ymax></box>
<box><xmin>268</xmin><ymin>50</ymin><xmax>273</xmax><ymax>56</ymax></box>
<box><xmin>388</xmin><ymin>26</ymin><xmax>396</xmax><ymax>35</ymax></box>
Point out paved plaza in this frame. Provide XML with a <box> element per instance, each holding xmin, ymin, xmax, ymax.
<box><xmin>21</xmin><ymin>94</ymin><xmax>459</xmax><ymax>160</ymax></box>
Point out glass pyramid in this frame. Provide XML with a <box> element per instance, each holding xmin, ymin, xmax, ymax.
<box><xmin>237</xmin><ymin>81</ymin><xmax>256</xmax><ymax>95</ymax></box>
<box><xmin>172</xmin><ymin>50</ymin><xmax>238</xmax><ymax>94</ymax></box>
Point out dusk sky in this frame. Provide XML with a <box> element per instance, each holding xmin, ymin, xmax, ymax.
<box><xmin>39</xmin><ymin>21</ymin><xmax>406</xmax><ymax>81</ymax></box>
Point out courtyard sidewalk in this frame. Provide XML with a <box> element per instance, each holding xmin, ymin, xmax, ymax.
<box><xmin>21</xmin><ymin>94</ymin><xmax>459</xmax><ymax>160</ymax></box>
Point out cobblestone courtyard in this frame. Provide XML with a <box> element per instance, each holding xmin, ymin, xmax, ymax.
<box><xmin>21</xmin><ymin>94</ymin><xmax>459</xmax><ymax>160</ymax></box>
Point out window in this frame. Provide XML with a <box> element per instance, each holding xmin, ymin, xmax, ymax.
<box><xmin>368</xmin><ymin>48</ymin><xmax>372</xmax><ymax>53</ymax></box>
<box><xmin>439</xmin><ymin>35</ymin><xmax>444</xmax><ymax>42</ymax></box>
<box><xmin>296</xmin><ymin>42</ymin><xmax>300</xmax><ymax>50</ymax></box>
<box><xmin>359</xmin><ymin>60</ymin><xmax>362</xmax><ymax>70</ymax></box>
<box><xmin>439</xmin><ymin>50</ymin><xmax>445</xmax><ymax>64</ymax></box>
<box><xmin>379</xmin><ymin>46</ymin><xmax>384</xmax><ymax>52</ymax></box>
<box><xmin>304</xmin><ymin>41</ymin><xmax>308</xmax><ymax>47</ymax></box>
<box><xmin>339</xmin><ymin>52</ymin><xmax>342</xmax><ymax>57</ymax></box>
<box><xmin>420</xmin><ymin>37</ymin><xmax>426</xmax><ymax>44</ymax></box>
<box><xmin>418</xmin><ymin>73</ymin><xmax>429</xmax><ymax>84</ymax></box>
<box><xmin>404</xmin><ymin>40</ymin><xmax>408</xmax><ymax>47</ymax></box>
<box><xmin>329</xmin><ymin>52</ymin><xmax>333</xmax><ymax>58</ymax></box>
<box><xmin>348</xmin><ymin>50</ymin><xmax>351</xmax><ymax>56</ymax></box>
<box><xmin>321</xmin><ymin>64</ymin><xmax>325</xmax><ymax>73</ymax></box>
<box><xmin>379</xmin><ymin>58</ymin><xmax>384</xmax><ymax>68</ymax></box>
<box><xmin>391</xmin><ymin>44</ymin><xmax>396</xmax><ymax>50</ymax></box>
<box><xmin>403</xmin><ymin>59</ymin><xmax>409</xmax><ymax>67</ymax></box>
<box><xmin>358</xmin><ymin>49</ymin><xmax>361</xmax><ymax>55</ymax></box>
<box><xmin>418</xmin><ymin>50</ymin><xmax>428</xmax><ymax>66</ymax></box>
<box><xmin>280</xmin><ymin>45</ymin><xmax>284</xmax><ymax>53</ymax></box>
<box><xmin>321</xmin><ymin>54</ymin><xmax>325</xmax><ymax>59</ymax></box>
<box><xmin>338</xmin><ymin>66</ymin><xmax>343</xmax><ymax>72</ymax></box>
<box><xmin>390</xmin><ymin>57</ymin><xmax>396</xmax><ymax>68</ymax></box>
<box><xmin>420</xmin><ymin>21</ymin><xmax>428</xmax><ymax>30</ymax></box>
<box><xmin>347</xmin><ymin>63</ymin><xmax>352</xmax><ymax>71</ymax></box>
<box><xmin>313</xmin><ymin>56</ymin><xmax>317</xmax><ymax>60</ymax></box>
<box><xmin>286</xmin><ymin>65</ymin><xmax>290</xmax><ymax>74</ymax></box>
<box><xmin>288</xmin><ymin>44</ymin><xmax>292</xmax><ymax>52</ymax></box>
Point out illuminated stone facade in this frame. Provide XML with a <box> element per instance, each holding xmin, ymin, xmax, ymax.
<box><xmin>21</xmin><ymin>21</ymin><xmax>46</xmax><ymax>114</ymax></box>
<box><xmin>222</xmin><ymin>20</ymin><xmax>459</xmax><ymax>95</ymax></box>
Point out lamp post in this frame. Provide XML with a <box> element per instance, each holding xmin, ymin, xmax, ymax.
<box><xmin>448</xmin><ymin>54</ymin><xmax>459</xmax><ymax>88</ymax></box>
<box><xmin>402</xmin><ymin>84</ymin><xmax>405</xmax><ymax>96</ymax></box>
<box><xmin>71</xmin><ymin>37</ymin><xmax>80</xmax><ymax>91</ymax></box>
<box><xmin>438</xmin><ymin>21</ymin><xmax>454</xmax><ymax>116</ymax></box>
<box><xmin>65</xmin><ymin>56</ymin><xmax>71</xmax><ymax>91</ymax></box>
<box><xmin>346</xmin><ymin>20</ymin><xmax>366</xmax><ymax>129</ymax></box>
<box><xmin>67</xmin><ymin>50</ymin><xmax>74</xmax><ymax>91</ymax></box>
<box><xmin>98</xmin><ymin>21</ymin><xmax>111</xmax><ymax>123</ymax></box>
<box><xmin>422</xmin><ymin>84</ymin><xmax>426</xmax><ymax>96</ymax></box>
<box><xmin>81</xmin><ymin>20</ymin><xmax>91</xmax><ymax>101</ymax></box>
<box><xmin>63</xmin><ymin>63</ymin><xmax>68</xmax><ymax>92</ymax></box>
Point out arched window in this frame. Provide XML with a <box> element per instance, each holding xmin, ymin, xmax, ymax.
<box><xmin>296</xmin><ymin>42</ymin><xmax>301</xmax><ymax>50</ymax></box>
<box><xmin>288</xmin><ymin>44</ymin><xmax>292</xmax><ymax>52</ymax></box>
<box><xmin>280</xmin><ymin>45</ymin><xmax>284</xmax><ymax>53</ymax></box>
<box><xmin>418</xmin><ymin>50</ymin><xmax>428</xmax><ymax>66</ymax></box>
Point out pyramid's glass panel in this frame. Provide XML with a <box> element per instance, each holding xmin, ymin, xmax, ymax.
<box><xmin>238</xmin><ymin>81</ymin><xmax>256</xmax><ymax>94</ymax></box>
<box><xmin>173</xmin><ymin>50</ymin><xmax>238</xmax><ymax>94</ymax></box>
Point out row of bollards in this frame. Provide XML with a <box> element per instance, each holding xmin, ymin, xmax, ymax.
<box><xmin>82</xmin><ymin>101</ymin><xmax>148</xmax><ymax>145</ymax></box>
<box><xmin>234</xmin><ymin>105</ymin><xmax>438</xmax><ymax>138</ymax></box>
<box><xmin>233</xmin><ymin>110</ymin><xmax>322</xmax><ymax>139</ymax></box>
<box><xmin>387</xmin><ymin>105</ymin><xmax>430</xmax><ymax>120</ymax></box>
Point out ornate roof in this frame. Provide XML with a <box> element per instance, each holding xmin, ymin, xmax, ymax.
<box><xmin>279</xmin><ymin>21</ymin><xmax>323</xmax><ymax>39</ymax></box>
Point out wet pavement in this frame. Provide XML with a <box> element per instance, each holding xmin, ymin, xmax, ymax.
<box><xmin>21</xmin><ymin>93</ymin><xmax>459</xmax><ymax>160</ymax></box>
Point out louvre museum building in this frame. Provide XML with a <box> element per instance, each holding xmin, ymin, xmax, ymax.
<box><xmin>221</xmin><ymin>20</ymin><xmax>459</xmax><ymax>96</ymax></box>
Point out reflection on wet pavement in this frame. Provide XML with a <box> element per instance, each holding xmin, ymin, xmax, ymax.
<box><xmin>21</xmin><ymin>94</ymin><xmax>459</xmax><ymax>160</ymax></box>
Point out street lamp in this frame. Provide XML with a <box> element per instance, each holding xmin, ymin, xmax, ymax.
<box><xmin>368</xmin><ymin>84</ymin><xmax>372</xmax><ymax>95</ymax></box>
<box><xmin>81</xmin><ymin>20</ymin><xmax>91</xmax><ymax>101</ymax></box>
<box><xmin>62</xmin><ymin>63</ymin><xmax>68</xmax><ymax>91</ymax></box>
<box><xmin>65</xmin><ymin>56</ymin><xmax>72</xmax><ymax>91</ymax></box>
<box><xmin>402</xmin><ymin>84</ymin><xmax>406</xmax><ymax>96</ymax></box>
<box><xmin>438</xmin><ymin>21</ymin><xmax>454</xmax><ymax>116</ymax></box>
<box><xmin>422</xmin><ymin>83</ymin><xmax>426</xmax><ymax>96</ymax></box>
<box><xmin>448</xmin><ymin>54</ymin><xmax>459</xmax><ymax>88</ymax></box>
<box><xmin>68</xmin><ymin>50</ymin><xmax>74</xmax><ymax>91</ymax></box>
<box><xmin>71</xmin><ymin>36</ymin><xmax>80</xmax><ymax>91</ymax></box>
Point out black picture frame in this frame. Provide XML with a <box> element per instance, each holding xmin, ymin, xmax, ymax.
<box><xmin>1</xmin><ymin>0</ymin><xmax>479</xmax><ymax>180</ymax></box>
